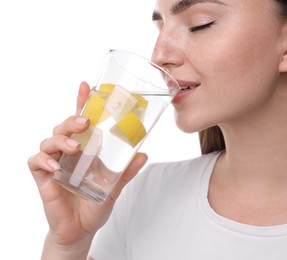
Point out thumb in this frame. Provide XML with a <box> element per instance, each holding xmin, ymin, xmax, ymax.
<box><xmin>76</xmin><ymin>81</ymin><xmax>90</xmax><ymax>115</ymax></box>
<box><xmin>109</xmin><ymin>152</ymin><xmax>148</xmax><ymax>202</ymax></box>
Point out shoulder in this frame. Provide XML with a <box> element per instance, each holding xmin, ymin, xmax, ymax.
<box><xmin>124</xmin><ymin>152</ymin><xmax>219</xmax><ymax>207</ymax></box>
<box><xmin>145</xmin><ymin>151</ymin><xmax>219</xmax><ymax>178</ymax></box>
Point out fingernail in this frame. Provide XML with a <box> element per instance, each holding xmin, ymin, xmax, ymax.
<box><xmin>47</xmin><ymin>159</ymin><xmax>60</xmax><ymax>171</ymax></box>
<box><xmin>66</xmin><ymin>138</ymin><xmax>80</xmax><ymax>148</ymax></box>
<box><xmin>75</xmin><ymin>117</ymin><xmax>88</xmax><ymax>125</ymax></box>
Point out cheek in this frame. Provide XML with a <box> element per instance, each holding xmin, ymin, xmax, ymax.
<box><xmin>201</xmin><ymin>26</ymin><xmax>280</xmax><ymax>101</ymax></box>
<box><xmin>197</xmin><ymin>15</ymin><xmax>280</xmax><ymax>82</ymax></box>
<box><xmin>175</xmin><ymin>28</ymin><xmax>280</xmax><ymax>133</ymax></box>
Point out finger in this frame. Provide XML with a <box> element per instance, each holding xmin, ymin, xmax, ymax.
<box><xmin>28</xmin><ymin>152</ymin><xmax>60</xmax><ymax>173</ymax></box>
<box><xmin>108</xmin><ymin>153</ymin><xmax>148</xmax><ymax>202</ymax></box>
<box><xmin>52</xmin><ymin>115</ymin><xmax>90</xmax><ymax>137</ymax></box>
<box><xmin>28</xmin><ymin>152</ymin><xmax>60</xmax><ymax>187</ymax></box>
<box><xmin>40</xmin><ymin>134</ymin><xmax>83</xmax><ymax>158</ymax></box>
<box><xmin>76</xmin><ymin>81</ymin><xmax>90</xmax><ymax>115</ymax></box>
<box><xmin>27</xmin><ymin>152</ymin><xmax>68</xmax><ymax>202</ymax></box>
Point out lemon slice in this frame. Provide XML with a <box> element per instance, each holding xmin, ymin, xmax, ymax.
<box><xmin>131</xmin><ymin>93</ymin><xmax>148</xmax><ymax>120</ymax></box>
<box><xmin>132</xmin><ymin>93</ymin><xmax>148</xmax><ymax>108</ymax></box>
<box><xmin>104</xmin><ymin>84</ymin><xmax>138</xmax><ymax>121</ymax></box>
<box><xmin>82</xmin><ymin>94</ymin><xmax>110</xmax><ymax>126</ymax></box>
<box><xmin>99</xmin><ymin>83</ymin><xmax>116</xmax><ymax>93</ymax></box>
<box><xmin>71</xmin><ymin>127</ymin><xmax>94</xmax><ymax>150</ymax></box>
<box><xmin>82</xmin><ymin>127</ymin><xmax>103</xmax><ymax>155</ymax></box>
<box><xmin>69</xmin><ymin>127</ymin><xmax>103</xmax><ymax>187</ymax></box>
<box><xmin>72</xmin><ymin>127</ymin><xmax>103</xmax><ymax>154</ymax></box>
<box><xmin>110</xmin><ymin>111</ymin><xmax>147</xmax><ymax>148</ymax></box>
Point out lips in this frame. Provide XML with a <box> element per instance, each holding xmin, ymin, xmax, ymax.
<box><xmin>177</xmin><ymin>80</ymin><xmax>200</xmax><ymax>90</ymax></box>
<box><xmin>172</xmin><ymin>79</ymin><xmax>200</xmax><ymax>104</ymax></box>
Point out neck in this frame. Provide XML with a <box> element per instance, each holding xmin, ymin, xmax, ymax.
<box><xmin>208</xmin><ymin>79</ymin><xmax>287</xmax><ymax>226</ymax></box>
<box><xmin>218</xmin><ymin>84</ymin><xmax>287</xmax><ymax>186</ymax></box>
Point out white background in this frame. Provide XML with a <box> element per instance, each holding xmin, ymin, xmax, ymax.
<box><xmin>0</xmin><ymin>1</ymin><xmax>200</xmax><ymax>259</ymax></box>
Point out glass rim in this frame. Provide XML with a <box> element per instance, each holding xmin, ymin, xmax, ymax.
<box><xmin>108</xmin><ymin>49</ymin><xmax>180</xmax><ymax>91</ymax></box>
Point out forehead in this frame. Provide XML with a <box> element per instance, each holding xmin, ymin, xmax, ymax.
<box><xmin>153</xmin><ymin>0</ymin><xmax>279</xmax><ymax>19</ymax></box>
<box><xmin>158</xmin><ymin>0</ymin><xmax>226</xmax><ymax>14</ymax></box>
<box><xmin>154</xmin><ymin>0</ymin><xmax>227</xmax><ymax>10</ymax></box>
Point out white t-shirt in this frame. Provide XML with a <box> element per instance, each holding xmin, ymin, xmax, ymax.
<box><xmin>89</xmin><ymin>152</ymin><xmax>287</xmax><ymax>259</ymax></box>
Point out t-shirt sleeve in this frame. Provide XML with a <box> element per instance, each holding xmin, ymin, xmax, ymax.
<box><xmin>88</xmin><ymin>165</ymin><xmax>152</xmax><ymax>259</ymax></box>
<box><xmin>88</xmin><ymin>187</ymin><xmax>129</xmax><ymax>259</ymax></box>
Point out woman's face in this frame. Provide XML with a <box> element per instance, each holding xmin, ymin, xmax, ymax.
<box><xmin>151</xmin><ymin>0</ymin><xmax>285</xmax><ymax>133</ymax></box>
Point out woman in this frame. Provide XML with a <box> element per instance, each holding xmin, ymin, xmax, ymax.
<box><xmin>28</xmin><ymin>0</ymin><xmax>287</xmax><ymax>259</ymax></box>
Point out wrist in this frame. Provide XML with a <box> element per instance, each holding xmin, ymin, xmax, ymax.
<box><xmin>41</xmin><ymin>231</ymin><xmax>94</xmax><ymax>260</ymax></box>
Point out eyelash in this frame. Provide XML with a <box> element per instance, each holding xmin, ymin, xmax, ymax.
<box><xmin>189</xmin><ymin>21</ymin><xmax>216</xmax><ymax>33</ymax></box>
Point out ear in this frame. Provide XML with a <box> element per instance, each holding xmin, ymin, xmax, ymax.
<box><xmin>278</xmin><ymin>23</ymin><xmax>287</xmax><ymax>73</ymax></box>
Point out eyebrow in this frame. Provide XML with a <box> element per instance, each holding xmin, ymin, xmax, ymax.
<box><xmin>152</xmin><ymin>0</ymin><xmax>226</xmax><ymax>21</ymax></box>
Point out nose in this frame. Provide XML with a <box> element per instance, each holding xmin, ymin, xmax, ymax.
<box><xmin>151</xmin><ymin>28</ymin><xmax>183</xmax><ymax>71</ymax></box>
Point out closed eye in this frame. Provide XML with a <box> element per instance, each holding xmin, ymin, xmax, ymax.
<box><xmin>189</xmin><ymin>20</ymin><xmax>216</xmax><ymax>32</ymax></box>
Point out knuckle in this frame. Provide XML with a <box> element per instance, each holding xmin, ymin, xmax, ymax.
<box><xmin>52</xmin><ymin>123</ymin><xmax>61</xmax><ymax>135</ymax></box>
<box><xmin>52</xmin><ymin>115</ymin><xmax>84</xmax><ymax>136</ymax></box>
<box><xmin>27</xmin><ymin>154</ymin><xmax>36</xmax><ymax>167</ymax></box>
<box><xmin>27</xmin><ymin>152</ymin><xmax>43</xmax><ymax>171</ymax></box>
<box><xmin>39</xmin><ymin>138</ymin><xmax>49</xmax><ymax>150</ymax></box>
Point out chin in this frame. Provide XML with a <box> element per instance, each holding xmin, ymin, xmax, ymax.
<box><xmin>175</xmin><ymin>119</ymin><xmax>200</xmax><ymax>134</ymax></box>
<box><xmin>174</xmin><ymin>114</ymin><xmax>213</xmax><ymax>134</ymax></box>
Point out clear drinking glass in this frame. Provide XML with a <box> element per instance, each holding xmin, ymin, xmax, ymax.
<box><xmin>53</xmin><ymin>49</ymin><xmax>180</xmax><ymax>203</ymax></box>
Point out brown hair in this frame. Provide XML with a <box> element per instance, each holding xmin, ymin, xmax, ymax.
<box><xmin>199</xmin><ymin>0</ymin><xmax>287</xmax><ymax>155</ymax></box>
<box><xmin>199</xmin><ymin>126</ymin><xmax>225</xmax><ymax>154</ymax></box>
<box><xmin>274</xmin><ymin>0</ymin><xmax>287</xmax><ymax>18</ymax></box>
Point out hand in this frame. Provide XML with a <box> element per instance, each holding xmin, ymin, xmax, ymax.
<box><xmin>27</xmin><ymin>82</ymin><xmax>148</xmax><ymax>258</ymax></box>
